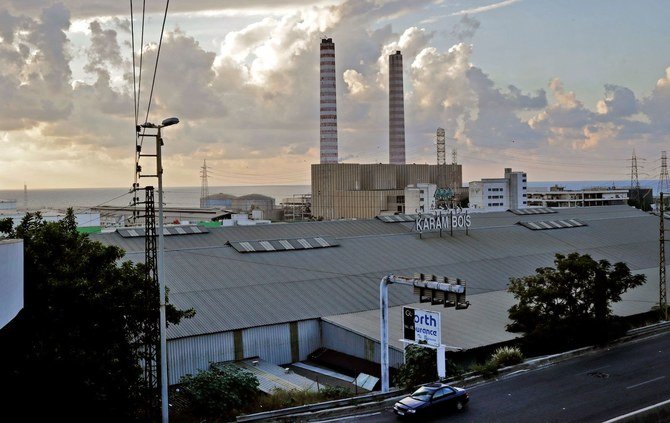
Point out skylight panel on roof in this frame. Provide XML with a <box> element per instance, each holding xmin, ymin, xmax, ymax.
<box><xmin>117</xmin><ymin>225</ymin><xmax>209</xmax><ymax>238</ymax></box>
<box><xmin>376</xmin><ymin>214</ymin><xmax>418</xmax><ymax>222</ymax></box>
<box><xmin>518</xmin><ymin>219</ymin><xmax>587</xmax><ymax>230</ymax></box>
<box><xmin>228</xmin><ymin>236</ymin><xmax>339</xmax><ymax>253</ymax></box>
<box><xmin>509</xmin><ymin>208</ymin><xmax>557</xmax><ymax>215</ymax></box>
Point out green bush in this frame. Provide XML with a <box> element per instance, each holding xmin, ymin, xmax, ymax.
<box><xmin>258</xmin><ymin>386</ymin><xmax>351</xmax><ymax>411</ymax></box>
<box><xmin>491</xmin><ymin>346</ymin><xmax>524</xmax><ymax>367</ymax></box>
<box><xmin>470</xmin><ymin>360</ymin><xmax>499</xmax><ymax>379</ymax></box>
<box><xmin>395</xmin><ymin>345</ymin><xmax>437</xmax><ymax>389</ymax></box>
<box><xmin>319</xmin><ymin>385</ymin><xmax>351</xmax><ymax>400</ymax></box>
<box><xmin>179</xmin><ymin>364</ymin><xmax>259</xmax><ymax>421</ymax></box>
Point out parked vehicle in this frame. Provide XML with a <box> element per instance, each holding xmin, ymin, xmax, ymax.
<box><xmin>393</xmin><ymin>382</ymin><xmax>469</xmax><ymax>418</ymax></box>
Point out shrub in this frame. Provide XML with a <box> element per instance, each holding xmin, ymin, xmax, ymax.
<box><xmin>395</xmin><ymin>345</ymin><xmax>437</xmax><ymax>389</ymax></box>
<box><xmin>470</xmin><ymin>360</ymin><xmax>499</xmax><ymax>379</ymax></box>
<box><xmin>179</xmin><ymin>364</ymin><xmax>259</xmax><ymax>420</ymax></box>
<box><xmin>258</xmin><ymin>386</ymin><xmax>351</xmax><ymax>411</ymax></box>
<box><xmin>491</xmin><ymin>346</ymin><xmax>524</xmax><ymax>367</ymax></box>
<box><xmin>319</xmin><ymin>385</ymin><xmax>351</xmax><ymax>400</ymax></box>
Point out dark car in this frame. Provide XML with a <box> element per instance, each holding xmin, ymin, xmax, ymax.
<box><xmin>393</xmin><ymin>382</ymin><xmax>469</xmax><ymax>418</ymax></box>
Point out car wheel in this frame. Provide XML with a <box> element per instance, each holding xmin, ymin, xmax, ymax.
<box><xmin>455</xmin><ymin>400</ymin><xmax>464</xmax><ymax>411</ymax></box>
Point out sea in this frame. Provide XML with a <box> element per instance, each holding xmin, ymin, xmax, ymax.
<box><xmin>0</xmin><ymin>180</ymin><xmax>661</xmax><ymax>211</ymax></box>
<box><xmin>0</xmin><ymin>185</ymin><xmax>311</xmax><ymax>211</ymax></box>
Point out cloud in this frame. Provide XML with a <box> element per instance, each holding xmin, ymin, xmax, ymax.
<box><xmin>4</xmin><ymin>0</ymin><xmax>670</xmax><ymax>189</ymax></box>
<box><xmin>450</xmin><ymin>14</ymin><xmax>480</xmax><ymax>41</ymax></box>
<box><xmin>3</xmin><ymin>0</ymin><xmax>333</xmax><ymax>19</ymax></box>
<box><xmin>596</xmin><ymin>84</ymin><xmax>637</xmax><ymax>117</ymax></box>
<box><xmin>0</xmin><ymin>5</ymin><xmax>73</xmax><ymax>130</ymax></box>
<box><xmin>450</xmin><ymin>0</ymin><xmax>522</xmax><ymax>16</ymax></box>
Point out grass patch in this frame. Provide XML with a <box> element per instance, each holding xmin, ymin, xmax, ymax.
<box><xmin>257</xmin><ymin>386</ymin><xmax>351</xmax><ymax>412</ymax></box>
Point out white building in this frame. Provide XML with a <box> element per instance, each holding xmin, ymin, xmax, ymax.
<box><xmin>527</xmin><ymin>185</ymin><xmax>629</xmax><ymax>208</ymax></box>
<box><xmin>404</xmin><ymin>183</ymin><xmax>437</xmax><ymax>213</ymax></box>
<box><xmin>469</xmin><ymin>168</ymin><xmax>527</xmax><ymax>211</ymax></box>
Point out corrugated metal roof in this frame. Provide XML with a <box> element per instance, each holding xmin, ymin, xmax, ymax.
<box><xmin>92</xmin><ymin>206</ymin><xmax>664</xmax><ymax>340</ymax></box>
<box><xmin>324</xmin><ymin>290</ymin><xmax>519</xmax><ymax>351</ymax></box>
<box><xmin>227</xmin><ymin>358</ymin><xmax>317</xmax><ymax>393</ymax></box>
<box><xmin>324</xmin><ymin>266</ymin><xmax>660</xmax><ymax>352</ymax></box>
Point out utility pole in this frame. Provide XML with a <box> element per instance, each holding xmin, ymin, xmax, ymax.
<box><xmin>137</xmin><ymin>117</ymin><xmax>180</xmax><ymax>423</ymax></box>
<box><xmin>658</xmin><ymin>151</ymin><xmax>669</xmax><ymax>207</ymax></box>
<box><xmin>660</xmin><ymin>192</ymin><xmax>668</xmax><ymax>321</ymax></box>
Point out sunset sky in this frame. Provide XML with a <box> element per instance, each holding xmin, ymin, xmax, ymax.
<box><xmin>1</xmin><ymin>0</ymin><xmax>670</xmax><ymax>189</ymax></box>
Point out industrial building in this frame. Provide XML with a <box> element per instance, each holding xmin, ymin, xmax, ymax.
<box><xmin>311</xmin><ymin>163</ymin><xmax>464</xmax><ymax>219</ymax></box>
<box><xmin>526</xmin><ymin>185</ymin><xmax>629</xmax><ymax>208</ymax></box>
<box><xmin>92</xmin><ymin>205</ymin><xmax>664</xmax><ymax>385</ymax></box>
<box><xmin>468</xmin><ymin>168</ymin><xmax>527</xmax><ymax>211</ymax></box>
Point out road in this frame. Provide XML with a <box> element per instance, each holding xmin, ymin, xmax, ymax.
<box><xmin>351</xmin><ymin>331</ymin><xmax>670</xmax><ymax>423</ymax></box>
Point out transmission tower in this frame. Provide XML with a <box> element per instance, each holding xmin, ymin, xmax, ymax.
<box><xmin>630</xmin><ymin>150</ymin><xmax>640</xmax><ymax>190</ymax></box>
<box><xmin>200</xmin><ymin>159</ymin><xmax>210</xmax><ymax>208</ymax></box>
<box><xmin>659</xmin><ymin>151</ymin><xmax>670</xmax><ymax>198</ymax></box>
<box><xmin>436</xmin><ymin>128</ymin><xmax>446</xmax><ymax>165</ymax></box>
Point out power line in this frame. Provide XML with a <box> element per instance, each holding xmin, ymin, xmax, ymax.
<box><xmin>143</xmin><ymin>0</ymin><xmax>171</xmax><ymax>126</ymax></box>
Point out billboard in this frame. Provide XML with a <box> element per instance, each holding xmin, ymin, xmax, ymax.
<box><xmin>402</xmin><ymin>306</ymin><xmax>441</xmax><ymax>347</ymax></box>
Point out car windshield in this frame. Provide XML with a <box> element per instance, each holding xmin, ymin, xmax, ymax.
<box><xmin>410</xmin><ymin>386</ymin><xmax>435</xmax><ymax>401</ymax></box>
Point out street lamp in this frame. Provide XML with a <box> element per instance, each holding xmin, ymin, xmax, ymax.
<box><xmin>140</xmin><ymin>116</ymin><xmax>179</xmax><ymax>423</ymax></box>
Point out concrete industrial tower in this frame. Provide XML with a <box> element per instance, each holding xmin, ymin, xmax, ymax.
<box><xmin>389</xmin><ymin>50</ymin><xmax>406</xmax><ymax>164</ymax></box>
<box><xmin>320</xmin><ymin>38</ymin><xmax>338</xmax><ymax>163</ymax></box>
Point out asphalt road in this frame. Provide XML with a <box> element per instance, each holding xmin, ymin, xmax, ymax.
<box><xmin>350</xmin><ymin>332</ymin><xmax>670</xmax><ymax>423</ymax></box>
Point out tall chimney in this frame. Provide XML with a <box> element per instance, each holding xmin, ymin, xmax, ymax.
<box><xmin>389</xmin><ymin>50</ymin><xmax>405</xmax><ymax>164</ymax></box>
<box><xmin>320</xmin><ymin>38</ymin><xmax>338</xmax><ymax>164</ymax></box>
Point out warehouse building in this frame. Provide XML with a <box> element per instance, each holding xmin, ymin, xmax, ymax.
<box><xmin>92</xmin><ymin>205</ymin><xmax>664</xmax><ymax>385</ymax></box>
<box><xmin>311</xmin><ymin>163</ymin><xmax>464</xmax><ymax>219</ymax></box>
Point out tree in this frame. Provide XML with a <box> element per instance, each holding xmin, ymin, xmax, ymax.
<box><xmin>179</xmin><ymin>364</ymin><xmax>260</xmax><ymax>420</ymax></box>
<box><xmin>507</xmin><ymin>252</ymin><xmax>645</xmax><ymax>352</ymax></box>
<box><xmin>395</xmin><ymin>344</ymin><xmax>437</xmax><ymax>389</ymax></box>
<box><xmin>0</xmin><ymin>210</ymin><xmax>194</xmax><ymax>420</ymax></box>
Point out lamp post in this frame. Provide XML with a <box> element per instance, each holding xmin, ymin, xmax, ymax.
<box><xmin>141</xmin><ymin>116</ymin><xmax>179</xmax><ymax>423</ymax></box>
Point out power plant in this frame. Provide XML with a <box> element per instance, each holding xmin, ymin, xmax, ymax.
<box><xmin>319</xmin><ymin>38</ymin><xmax>338</xmax><ymax>164</ymax></box>
<box><xmin>388</xmin><ymin>50</ymin><xmax>406</xmax><ymax>165</ymax></box>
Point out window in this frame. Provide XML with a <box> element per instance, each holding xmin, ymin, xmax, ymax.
<box><xmin>432</xmin><ymin>387</ymin><xmax>454</xmax><ymax>399</ymax></box>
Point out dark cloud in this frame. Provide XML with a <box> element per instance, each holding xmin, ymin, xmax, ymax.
<box><xmin>85</xmin><ymin>20</ymin><xmax>123</xmax><ymax>74</ymax></box>
<box><xmin>597</xmin><ymin>84</ymin><xmax>637</xmax><ymax>117</ymax></box>
<box><xmin>450</xmin><ymin>14</ymin><xmax>480</xmax><ymax>41</ymax></box>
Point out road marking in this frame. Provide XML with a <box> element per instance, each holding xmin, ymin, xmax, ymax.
<box><xmin>316</xmin><ymin>412</ymin><xmax>381</xmax><ymax>422</ymax></box>
<box><xmin>626</xmin><ymin>376</ymin><xmax>666</xmax><ymax>389</ymax></box>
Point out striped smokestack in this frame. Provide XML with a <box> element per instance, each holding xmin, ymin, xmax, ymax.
<box><xmin>320</xmin><ymin>38</ymin><xmax>338</xmax><ymax>164</ymax></box>
<box><xmin>389</xmin><ymin>50</ymin><xmax>405</xmax><ymax>164</ymax></box>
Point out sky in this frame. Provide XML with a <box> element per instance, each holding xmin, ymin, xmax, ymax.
<box><xmin>1</xmin><ymin>0</ymin><xmax>670</xmax><ymax>189</ymax></box>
